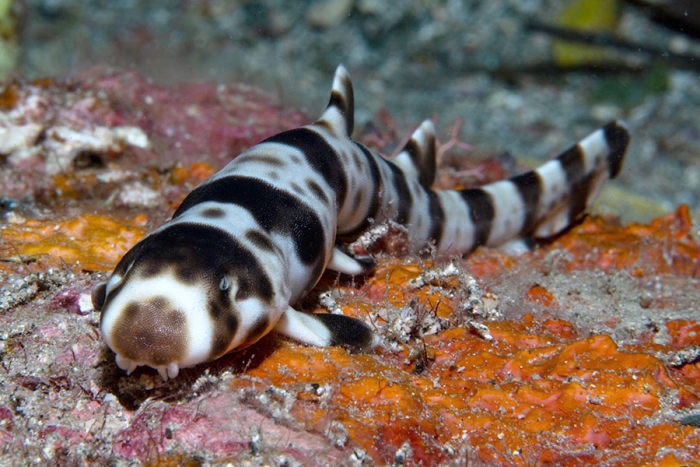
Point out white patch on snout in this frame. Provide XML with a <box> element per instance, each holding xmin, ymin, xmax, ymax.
<box><xmin>100</xmin><ymin>270</ymin><xmax>215</xmax><ymax>370</ymax></box>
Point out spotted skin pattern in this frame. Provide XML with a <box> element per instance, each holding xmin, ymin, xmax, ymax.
<box><xmin>92</xmin><ymin>65</ymin><xmax>630</xmax><ymax>381</ymax></box>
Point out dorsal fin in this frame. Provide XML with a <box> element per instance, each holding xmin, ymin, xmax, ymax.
<box><xmin>392</xmin><ymin>119</ymin><xmax>437</xmax><ymax>188</ymax></box>
<box><xmin>316</xmin><ymin>65</ymin><xmax>354</xmax><ymax>137</ymax></box>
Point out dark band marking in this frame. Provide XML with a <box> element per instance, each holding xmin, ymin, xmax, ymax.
<box><xmin>111</xmin><ymin>248</ymin><xmax>141</xmax><ymax>282</ymax></box>
<box><xmin>176</xmin><ymin>264</ymin><xmax>198</xmax><ymax>284</ymax></box>
<box><xmin>100</xmin><ymin>262</ymin><xmax>135</xmax><ymax>308</ymax></box>
<box><xmin>208</xmin><ymin>299</ymin><xmax>239</xmax><ymax>358</ymax></box>
<box><xmin>355</xmin><ymin>145</ymin><xmax>381</xmax><ymax>221</ymax></box>
<box><xmin>557</xmin><ymin>144</ymin><xmax>593</xmax><ymax>224</ymax></box>
<box><xmin>174</xmin><ymin>176</ymin><xmax>325</xmax><ymax>268</ymax></box>
<box><xmin>353</xmin><ymin>190</ymin><xmax>363</xmax><ymax>210</ymax></box>
<box><xmin>426</xmin><ymin>190</ymin><xmax>445</xmax><ymax>248</ymax></box>
<box><xmin>263</xmin><ymin>128</ymin><xmax>348</xmax><ymax>209</ymax></box>
<box><xmin>336</xmin><ymin>144</ymin><xmax>381</xmax><ymax>242</ymax></box>
<box><xmin>568</xmin><ymin>172</ymin><xmax>595</xmax><ymax>224</ymax></box>
<box><xmin>138</xmin><ymin>260</ymin><xmax>165</xmax><ymax>279</ymax></box>
<box><xmin>510</xmin><ymin>171</ymin><xmax>543</xmax><ymax>234</ymax></box>
<box><xmin>115</xmin><ymin>224</ymin><xmax>274</xmax><ymax>306</ymax></box>
<box><xmin>309</xmin><ymin>312</ymin><xmax>375</xmax><ymax>351</ymax></box>
<box><xmin>603</xmin><ymin>121</ymin><xmax>629</xmax><ymax>178</ymax></box>
<box><xmin>403</xmin><ymin>137</ymin><xmax>436</xmax><ymax>188</ymax></box>
<box><xmin>91</xmin><ymin>282</ymin><xmax>106</xmax><ymax>312</ymax></box>
<box><xmin>290</xmin><ymin>182</ymin><xmax>304</xmax><ymax>195</ymax></box>
<box><xmin>306</xmin><ymin>178</ymin><xmax>330</xmax><ymax>205</ymax></box>
<box><xmin>313</xmin><ymin>119</ymin><xmax>334</xmax><ymax>133</ymax></box>
<box><xmin>110</xmin><ymin>298</ymin><xmax>187</xmax><ymax>365</ymax></box>
<box><xmin>113</xmin><ymin>241</ymin><xmax>165</xmax><ymax>281</ymax></box>
<box><xmin>201</xmin><ymin>207</ymin><xmax>226</xmax><ymax>218</ymax></box>
<box><xmin>386</xmin><ymin>161</ymin><xmax>413</xmax><ymax>225</ymax></box>
<box><xmin>327</xmin><ymin>75</ymin><xmax>354</xmax><ymax>136</ymax></box>
<box><xmin>246</xmin><ymin>230</ymin><xmax>276</xmax><ymax>252</ymax></box>
<box><xmin>423</xmin><ymin>131</ymin><xmax>437</xmax><ymax>187</ymax></box>
<box><xmin>351</xmin><ymin>151</ymin><xmax>363</xmax><ymax>172</ymax></box>
<box><xmin>558</xmin><ymin>144</ymin><xmax>586</xmax><ymax>188</ymax></box>
<box><xmin>243</xmin><ymin>155</ymin><xmax>286</xmax><ymax>167</ymax></box>
<box><xmin>460</xmin><ymin>188</ymin><xmax>495</xmax><ymax>248</ymax></box>
<box><xmin>240</xmin><ymin>315</ymin><xmax>270</xmax><ymax>348</ymax></box>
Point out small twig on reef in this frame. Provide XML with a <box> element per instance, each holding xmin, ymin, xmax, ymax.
<box><xmin>525</xmin><ymin>20</ymin><xmax>700</xmax><ymax>71</ymax></box>
<box><xmin>435</xmin><ymin>117</ymin><xmax>474</xmax><ymax>164</ymax></box>
<box><xmin>621</xmin><ymin>0</ymin><xmax>700</xmax><ymax>40</ymax></box>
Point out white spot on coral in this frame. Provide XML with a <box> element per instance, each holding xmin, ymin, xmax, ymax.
<box><xmin>78</xmin><ymin>293</ymin><xmax>94</xmax><ymax>314</ymax></box>
<box><xmin>18</xmin><ymin>125</ymin><xmax>152</xmax><ymax>175</ymax></box>
<box><xmin>113</xmin><ymin>126</ymin><xmax>150</xmax><ymax>149</ymax></box>
<box><xmin>0</xmin><ymin>123</ymin><xmax>43</xmax><ymax>154</ymax></box>
<box><xmin>117</xmin><ymin>181</ymin><xmax>161</xmax><ymax>208</ymax></box>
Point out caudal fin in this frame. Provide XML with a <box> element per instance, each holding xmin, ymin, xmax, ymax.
<box><xmin>525</xmin><ymin>120</ymin><xmax>630</xmax><ymax>238</ymax></box>
<box><xmin>450</xmin><ymin>120</ymin><xmax>630</xmax><ymax>250</ymax></box>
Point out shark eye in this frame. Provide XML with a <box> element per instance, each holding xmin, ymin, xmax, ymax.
<box><xmin>219</xmin><ymin>276</ymin><xmax>231</xmax><ymax>291</ymax></box>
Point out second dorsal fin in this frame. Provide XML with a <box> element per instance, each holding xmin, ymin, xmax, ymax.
<box><xmin>391</xmin><ymin>119</ymin><xmax>437</xmax><ymax>188</ymax></box>
<box><xmin>316</xmin><ymin>64</ymin><xmax>355</xmax><ymax>137</ymax></box>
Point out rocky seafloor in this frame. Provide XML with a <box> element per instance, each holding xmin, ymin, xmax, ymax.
<box><xmin>0</xmin><ymin>64</ymin><xmax>698</xmax><ymax>466</ymax></box>
<box><xmin>0</xmin><ymin>1</ymin><xmax>699</xmax><ymax>466</ymax></box>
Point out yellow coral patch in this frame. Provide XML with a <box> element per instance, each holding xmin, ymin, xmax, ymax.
<box><xmin>0</xmin><ymin>214</ymin><xmax>147</xmax><ymax>271</ymax></box>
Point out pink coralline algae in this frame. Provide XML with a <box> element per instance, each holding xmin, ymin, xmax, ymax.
<box><xmin>0</xmin><ymin>70</ymin><xmax>307</xmax><ymax>201</ymax></box>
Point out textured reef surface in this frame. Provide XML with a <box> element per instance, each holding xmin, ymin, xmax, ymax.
<box><xmin>0</xmin><ymin>72</ymin><xmax>699</xmax><ymax>466</ymax></box>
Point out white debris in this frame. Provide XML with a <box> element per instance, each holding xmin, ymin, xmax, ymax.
<box><xmin>78</xmin><ymin>293</ymin><xmax>94</xmax><ymax>315</ymax></box>
<box><xmin>0</xmin><ymin>123</ymin><xmax>43</xmax><ymax>154</ymax></box>
<box><xmin>348</xmin><ymin>219</ymin><xmax>410</xmax><ymax>253</ymax></box>
<box><xmin>327</xmin><ymin>420</ymin><xmax>349</xmax><ymax>447</ymax></box>
<box><xmin>113</xmin><ymin>126</ymin><xmax>150</xmax><ymax>149</ymax></box>
<box><xmin>393</xmin><ymin>441</ymin><xmax>413</xmax><ymax>466</ymax></box>
<box><xmin>318</xmin><ymin>290</ymin><xmax>342</xmax><ymax>314</ymax></box>
<box><xmin>97</xmin><ymin>167</ymin><xmax>134</xmax><ymax>183</ymax></box>
<box><xmin>466</xmin><ymin>320</ymin><xmax>494</xmax><ymax>341</ymax></box>
<box><xmin>117</xmin><ymin>181</ymin><xmax>161</xmax><ymax>208</ymax></box>
<box><xmin>408</xmin><ymin>261</ymin><xmax>459</xmax><ymax>289</ymax></box>
<box><xmin>42</xmin><ymin>125</ymin><xmax>150</xmax><ymax>175</ymax></box>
